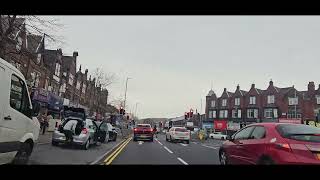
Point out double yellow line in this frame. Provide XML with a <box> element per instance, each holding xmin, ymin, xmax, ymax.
<box><xmin>104</xmin><ymin>137</ymin><xmax>132</xmax><ymax>165</ymax></box>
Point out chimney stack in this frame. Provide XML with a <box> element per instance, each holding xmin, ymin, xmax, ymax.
<box><xmin>236</xmin><ymin>84</ymin><xmax>240</xmax><ymax>91</ymax></box>
<box><xmin>269</xmin><ymin>79</ymin><xmax>273</xmax><ymax>86</ymax></box>
<box><xmin>85</xmin><ymin>69</ymin><xmax>88</xmax><ymax>75</ymax></box>
<box><xmin>308</xmin><ymin>81</ymin><xmax>315</xmax><ymax>92</ymax></box>
<box><xmin>223</xmin><ymin>88</ymin><xmax>227</xmax><ymax>92</ymax></box>
<box><xmin>251</xmin><ymin>84</ymin><xmax>255</xmax><ymax>89</ymax></box>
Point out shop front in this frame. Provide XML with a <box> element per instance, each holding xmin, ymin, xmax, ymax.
<box><xmin>214</xmin><ymin>120</ymin><xmax>228</xmax><ymax>132</ymax></box>
<box><xmin>31</xmin><ymin>88</ymin><xmax>49</xmax><ymax>114</ymax></box>
<box><xmin>47</xmin><ymin>93</ymin><xmax>63</xmax><ymax>131</ymax></box>
<box><xmin>202</xmin><ymin>121</ymin><xmax>213</xmax><ymax>130</ymax></box>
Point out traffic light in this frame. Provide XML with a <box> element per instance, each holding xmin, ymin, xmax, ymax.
<box><xmin>185</xmin><ymin>112</ymin><xmax>188</xmax><ymax>120</ymax></box>
<box><xmin>190</xmin><ymin>109</ymin><xmax>193</xmax><ymax>118</ymax></box>
<box><xmin>119</xmin><ymin>107</ymin><xmax>126</xmax><ymax>115</ymax></box>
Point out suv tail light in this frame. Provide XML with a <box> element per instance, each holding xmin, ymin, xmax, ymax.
<box><xmin>275</xmin><ymin>143</ymin><xmax>292</xmax><ymax>152</ymax></box>
<box><xmin>81</xmin><ymin>128</ymin><xmax>88</xmax><ymax>134</ymax></box>
<box><xmin>134</xmin><ymin>128</ymin><xmax>137</xmax><ymax>132</ymax></box>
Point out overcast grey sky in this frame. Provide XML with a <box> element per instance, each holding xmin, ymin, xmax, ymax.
<box><xmin>46</xmin><ymin>16</ymin><xmax>320</xmax><ymax>119</ymax></box>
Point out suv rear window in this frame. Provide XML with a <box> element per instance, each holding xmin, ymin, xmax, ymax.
<box><xmin>175</xmin><ymin>128</ymin><xmax>187</xmax><ymax>132</ymax></box>
<box><xmin>137</xmin><ymin>124</ymin><xmax>151</xmax><ymax>128</ymax></box>
<box><xmin>276</xmin><ymin>124</ymin><xmax>320</xmax><ymax>143</ymax></box>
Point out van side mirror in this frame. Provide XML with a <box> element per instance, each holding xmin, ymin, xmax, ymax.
<box><xmin>32</xmin><ymin>102</ymin><xmax>40</xmax><ymax>117</ymax></box>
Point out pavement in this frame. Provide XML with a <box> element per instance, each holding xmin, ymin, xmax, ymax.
<box><xmin>37</xmin><ymin>131</ymin><xmax>53</xmax><ymax>145</ymax></box>
<box><xmin>109</xmin><ymin>134</ymin><xmax>223</xmax><ymax>165</ymax></box>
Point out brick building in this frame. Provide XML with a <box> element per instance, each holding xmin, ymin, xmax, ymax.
<box><xmin>1</xmin><ymin>17</ymin><xmax>113</xmax><ymax>119</ymax></box>
<box><xmin>61</xmin><ymin>51</ymin><xmax>78</xmax><ymax>102</ymax></box>
<box><xmin>205</xmin><ymin>80</ymin><xmax>320</xmax><ymax>132</ymax></box>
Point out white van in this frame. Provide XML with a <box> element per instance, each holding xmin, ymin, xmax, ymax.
<box><xmin>0</xmin><ymin>58</ymin><xmax>41</xmax><ymax>164</ymax></box>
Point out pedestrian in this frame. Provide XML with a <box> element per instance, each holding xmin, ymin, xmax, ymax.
<box><xmin>63</xmin><ymin>119</ymin><xmax>78</xmax><ymax>144</ymax></box>
<box><xmin>153</xmin><ymin>125</ymin><xmax>157</xmax><ymax>138</ymax></box>
<box><xmin>39</xmin><ymin>111</ymin><xmax>48</xmax><ymax>135</ymax></box>
<box><xmin>43</xmin><ymin>112</ymin><xmax>49</xmax><ymax>135</ymax></box>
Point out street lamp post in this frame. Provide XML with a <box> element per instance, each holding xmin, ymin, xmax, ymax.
<box><xmin>123</xmin><ymin>77</ymin><xmax>131</xmax><ymax>111</ymax></box>
<box><xmin>134</xmin><ymin>102</ymin><xmax>139</xmax><ymax>118</ymax></box>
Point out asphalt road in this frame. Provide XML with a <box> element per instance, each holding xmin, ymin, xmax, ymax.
<box><xmin>110</xmin><ymin>134</ymin><xmax>223</xmax><ymax>165</ymax></box>
<box><xmin>29</xmin><ymin>138</ymin><xmax>123</xmax><ymax>165</ymax></box>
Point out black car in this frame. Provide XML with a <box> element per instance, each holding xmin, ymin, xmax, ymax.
<box><xmin>94</xmin><ymin>122</ymin><xmax>117</xmax><ymax>142</ymax></box>
<box><xmin>107</xmin><ymin>123</ymin><xmax>118</xmax><ymax>141</ymax></box>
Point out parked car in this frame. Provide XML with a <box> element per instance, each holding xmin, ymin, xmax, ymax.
<box><xmin>219</xmin><ymin>123</ymin><xmax>320</xmax><ymax>165</ymax></box>
<box><xmin>133</xmin><ymin>124</ymin><xmax>154</xmax><ymax>141</ymax></box>
<box><xmin>107</xmin><ymin>123</ymin><xmax>118</xmax><ymax>141</ymax></box>
<box><xmin>209</xmin><ymin>132</ymin><xmax>227</xmax><ymax>140</ymax></box>
<box><xmin>94</xmin><ymin>121</ymin><xmax>110</xmax><ymax>143</ymax></box>
<box><xmin>166</xmin><ymin>127</ymin><xmax>190</xmax><ymax>144</ymax></box>
<box><xmin>52</xmin><ymin>107</ymin><xmax>107</xmax><ymax>150</ymax></box>
<box><xmin>0</xmin><ymin>58</ymin><xmax>41</xmax><ymax>164</ymax></box>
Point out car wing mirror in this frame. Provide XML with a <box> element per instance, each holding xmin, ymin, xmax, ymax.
<box><xmin>226</xmin><ymin>135</ymin><xmax>233</xmax><ymax>141</ymax></box>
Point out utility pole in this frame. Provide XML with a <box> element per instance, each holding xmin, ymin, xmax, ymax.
<box><xmin>123</xmin><ymin>77</ymin><xmax>131</xmax><ymax>111</ymax></box>
<box><xmin>294</xmin><ymin>88</ymin><xmax>297</xmax><ymax>119</ymax></box>
<box><xmin>200</xmin><ymin>98</ymin><xmax>203</xmax><ymax>115</ymax></box>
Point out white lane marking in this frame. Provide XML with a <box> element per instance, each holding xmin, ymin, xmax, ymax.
<box><xmin>177</xmin><ymin>157</ymin><xmax>188</xmax><ymax>165</ymax></box>
<box><xmin>202</xmin><ymin>145</ymin><xmax>218</xmax><ymax>149</ymax></box>
<box><xmin>180</xmin><ymin>143</ymin><xmax>188</xmax><ymax>147</ymax></box>
<box><xmin>155</xmin><ymin>138</ymin><xmax>163</xmax><ymax>145</ymax></box>
<box><xmin>164</xmin><ymin>146</ymin><xmax>173</xmax><ymax>154</ymax></box>
<box><xmin>138</xmin><ymin>141</ymin><xmax>143</xmax><ymax>145</ymax></box>
<box><xmin>192</xmin><ymin>142</ymin><xmax>198</xmax><ymax>144</ymax></box>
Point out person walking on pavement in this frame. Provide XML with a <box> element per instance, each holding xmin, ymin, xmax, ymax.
<box><xmin>39</xmin><ymin>111</ymin><xmax>48</xmax><ymax>135</ymax></box>
<box><xmin>153</xmin><ymin>125</ymin><xmax>157</xmax><ymax>138</ymax></box>
<box><xmin>63</xmin><ymin>119</ymin><xmax>78</xmax><ymax>144</ymax></box>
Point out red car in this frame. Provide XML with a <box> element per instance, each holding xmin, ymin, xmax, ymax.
<box><xmin>219</xmin><ymin>123</ymin><xmax>320</xmax><ymax>165</ymax></box>
<box><xmin>133</xmin><ymin>124</ymin><xmax>154</xmax><ymax>142</ymax></box>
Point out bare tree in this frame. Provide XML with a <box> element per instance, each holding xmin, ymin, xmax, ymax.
<box><xmin>92</xmin><ymin>67</ymin><xmax>117</xmax><ymax>89</ymax></box>
<box><xmin>109</xmin><ymin>96</ymin><xmax>125</xmax><ymax>108</ymax></box>
<box><xmin>0</xmin><ymin>15</ymin><xmax>64</xmax><ymax>59</ymax></box>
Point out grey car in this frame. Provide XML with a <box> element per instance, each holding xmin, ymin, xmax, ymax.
<box><xmin>52</xmin><ymin>118</ymin><xmax>106</xmax><ymax>150</ymax></box>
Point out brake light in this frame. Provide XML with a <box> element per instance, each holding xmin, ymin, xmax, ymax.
<box><xmin>275</xmin><ymin>143</ymin><xmax>292</xmax><ymax>152</ymax></box>
<box><xmin>134</xmin><ymin>128</ymin><xmax>137</xmax><ymax>131</ymax></box>
<box><xmin>314</xmin><ymin>153</ymin><xmax>320</xmax><ymax>160</ymax></box>
<box><xmin>81</xmin><ymin>128</ymin><xmax>88</xmax><ymax>134</ymax></box>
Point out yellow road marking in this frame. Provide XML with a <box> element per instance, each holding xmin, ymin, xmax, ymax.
<box><xmin>103</xmin><ymin>137</ymin><xmax>132</xmax><ymax>164</ymax></box>
<box><xmin>105</xmin><ymin>137</ymin><xmax>132</xmax><ymax>165</ymax></box>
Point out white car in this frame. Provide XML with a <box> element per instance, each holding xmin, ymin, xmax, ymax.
<box><xmin>0</xmin><ymin>58</ymin><xmax>41</xmax><ymax>164</ymax></box>
<box><xmin>209</xmin><ymin>132</ymin><xmax>227</xmax><ymax>140</ymax></box>
<box><xmin>166</xmin><ymin>127</ymin><xmax>190</xmax><ymax>144</ymax></box>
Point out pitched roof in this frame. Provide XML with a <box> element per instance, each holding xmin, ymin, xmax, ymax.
<box><xmin>62</xmin><ymin>55</ymin><xmax>74</xmax><ymax>70</ymax></box>
<box><xmin>240</xmin><ymin>90</ymin><xmax>248</xmax><ymax>96</ymax></box>
<box><xmin>255</xmin><ymin>88</ymin><xmax>264</xmax><ymax>94</ymax></box>
<box><xmin>226</xmin><ymin>91</ymin><xmax>234</xmax><ymax>97</ymax></box>
<box><xmin>26</xmin><ymin>34</ymin><xmax>43</xmax><ymax>53</ymax></box>
<box><xmin>278</xmin><ymin>87</ymin><xmax>293</xmax><ymax>94</ymax></box>
<box><xmin>207</xmin><ymin>90</ymin><xmax>215</xmax><ymax>96</ymax></box>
